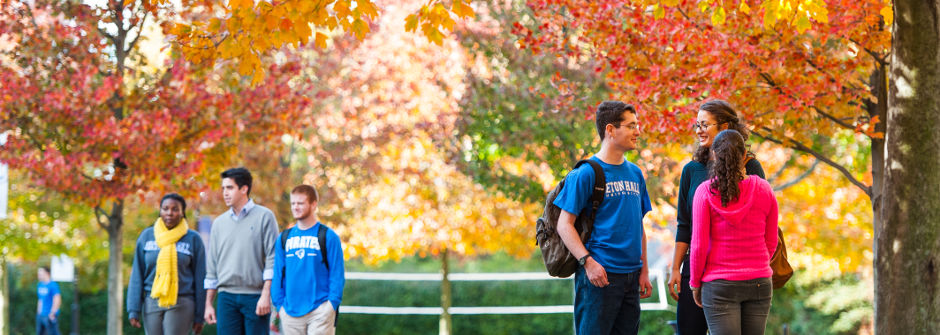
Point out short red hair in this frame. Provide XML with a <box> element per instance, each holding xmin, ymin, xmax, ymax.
<box><xmin>290</xmin><ymin>184</ymin><xmax>319</xmax><ymax>203</ymax></box>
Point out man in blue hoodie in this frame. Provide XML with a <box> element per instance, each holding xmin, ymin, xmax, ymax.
<box><xmin>272</xmin><ymin>184</ymin><xmax>345</xmax><ymax>335</ymax></box>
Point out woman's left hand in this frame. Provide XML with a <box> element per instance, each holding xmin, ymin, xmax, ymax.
<box><xmin>692</xmin><ymin>287</ymin><xmax>703</xmax><ymax>308</ymax></box>
<box><xmin>193</xmin><ymin>322</ymin><xmax>204</xmax><ymax>334</ymax></box>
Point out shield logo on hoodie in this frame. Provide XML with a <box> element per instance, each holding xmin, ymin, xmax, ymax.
<box><xmin>295</xmin><ymin>249</ymin><xmax>306</xmax><ymax>259</ymax></box>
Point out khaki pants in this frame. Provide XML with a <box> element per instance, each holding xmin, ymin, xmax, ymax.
<box><xmin>279</xmin><ymin>301</ymin><xmax>335</xmax><ymax>335</ymax></box>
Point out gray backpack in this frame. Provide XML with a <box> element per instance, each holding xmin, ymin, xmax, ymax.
<box><xmin>535</xmin><ymin>160</ymin><xmax>605</xmax><ymax>278</ymax></box>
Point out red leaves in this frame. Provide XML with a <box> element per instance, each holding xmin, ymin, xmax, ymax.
<box><xmin>518</xmin><ymin>0</ymin><xmax>889</xmax><ymax>145</ymax></box>
<box><xmin>0</xmin><ymin>0</ymin><xmax>310</xmax><ymax>205</ymax></box>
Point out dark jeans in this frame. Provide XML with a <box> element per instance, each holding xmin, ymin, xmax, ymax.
<box><xmin>574</xmin><ymin>266</ymin><xmax>641</xmax><ymax>335</ymax></box>
<box><xmin>217</xmin><ymin>292</ymin><xmax>270</xmax><ymax>335</ymax></box>
<box><xmin>677</xmin><ymin>275</ymin><xmax>708</xmax><ymax>335</ymax></box>
<box><xmin>36</xmin><ymin>315</ymin><xmax>60</xmax><ymax>335</ymax></box>
<box><xmin>701</xmin><ymin>278</ymin><xmax>773</xmax><ymax>335</ymax></box>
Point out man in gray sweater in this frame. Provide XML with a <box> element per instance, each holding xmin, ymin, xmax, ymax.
<box><xmin>203</xmin><ymin>167</ymin><xmax>280</xmax><ymax>334</ymax></box>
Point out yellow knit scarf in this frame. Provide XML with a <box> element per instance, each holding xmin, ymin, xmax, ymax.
<box><xmin>150</xmin><ymin>217</ymin><xmax>188</xmax><ymax>308</ymax></box>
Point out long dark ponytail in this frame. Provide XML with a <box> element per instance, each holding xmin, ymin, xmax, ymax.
<box><xmin>708</xmin><ymin>130</ymin><xmax>747</xmax><ymax>207</ymax></box>
<box><xmin>693</xmin><ymin>99</ymin><xmax>750</xmax><ymax>165</ymax></box>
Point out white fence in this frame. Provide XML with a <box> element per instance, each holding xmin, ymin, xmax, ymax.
<box><xmin>342</xmin><ymin>269</ymin><xmax>670</xmax><ymax>315</ymax></box>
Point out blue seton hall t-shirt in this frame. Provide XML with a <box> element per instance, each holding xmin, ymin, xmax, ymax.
<box><xmin>37</xmin><ymin>281</ymin><xmax>60</xmax><ymax>316</ymax></box>
<box><xmin>553</xmin><ymin>156</ymin><xmax>652</xmax><ymax>274</ymax></box>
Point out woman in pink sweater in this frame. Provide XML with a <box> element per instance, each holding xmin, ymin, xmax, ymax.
<box><xmin>689</xmin><ymin>129</ymin><xmax>778</xmax><ymax>335</ymax></box>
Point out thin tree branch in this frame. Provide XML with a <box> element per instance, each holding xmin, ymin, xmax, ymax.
<box><xmin>767</xmin><ymin>153</ymin><xmax>796</xmax><ymax>184</ymax></box>
<box><xmin>94</xmin><ymin>205</ymin><xmax>109</xmax><ymax>230</ymax></box>
<box><xmin>846</xmin><ymin>37</ymin><xmax>888</xmax><ymax>65</ymax></box>
<box><xmin>752</xmin><ymin>128</ymin><xmax>872</xmax><ymax>197</ymax></box>
<box><xmin>773</xmin><ymin>159</ymin><xmax>820</xmax><ymax>192</ymax></box>
<box><xmin>748</xmin><ymin>62</ymin><xmax>857</xmax><ymax>131</ymax></box>
<box><xmin>125</xmin><ymin>10</ymin><xmax>149</xmax><ymax>55</ymax></box>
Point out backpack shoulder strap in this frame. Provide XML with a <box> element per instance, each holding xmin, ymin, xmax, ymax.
<box><xmin>574</xmin><ymin>159</ymin><xmax>606</xmax><ymax>214</ymax></box>
<box><xmin>318</xmin><ymin>224</ymin><xmax>330</xmax><ymax>270</ymax></box>
<box><xmin>278</xmin><ymin>227</ymin><xmax>292</xmax><ymax>289</ymax></box>
<box><xmin>280</xmin><ymin>227</ymin><xmax>291</xmax><ymax>252</ymax></box>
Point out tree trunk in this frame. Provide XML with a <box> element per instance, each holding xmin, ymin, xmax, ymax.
<box><xmin>439</xmin><ymin>249</ymin><xmax>452</xmax><ymax>335</ymax></box>
<box><xmin>106</xmin><ymin>200</ymin><xmax>124</xmax><ymax>335</ymax></box>
<box><xmin>878</xmin><ymin>0</ymin><xmax>940</xmax><ymax>333</ymax></box>
<box><xmin>868</xmin><ymin>63</ymin><xmax>888</xmax><ymax>220</ymax></box>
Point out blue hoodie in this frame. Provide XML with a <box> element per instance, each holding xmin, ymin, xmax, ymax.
<box><xmin>271</xmin><ymin>222</ymin><xmax>345</xmax><ymax>317</ymax></box>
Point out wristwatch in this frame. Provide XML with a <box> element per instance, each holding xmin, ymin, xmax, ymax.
<box><xmin>578</xmin><ymin>254</ymin><xmax>591</xmax><ymax>266</ymax></box>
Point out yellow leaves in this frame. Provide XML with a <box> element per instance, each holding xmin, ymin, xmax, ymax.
<box><xmin>711</xmin><ymin>6</ymin><xmax>726</xmax><ymax>25</ymax></box>
<box><xmin>167</xmin><ymin>0</ymin><xmax>479</xmax><ymax>85</ymax></box>
<box><xmin>405</xmin><ymin>0</ymin><xmax>474</xmax><ymax>46</ymax></box>
<box><xmin>648</xmin><ymin>0</ymin><xmax>830</xmax><ymax>33</ymax></box>
<box><xmin>794</xmin><ymin>15</ymin><xmax>811</xmax><ymax>33</ymax></box>
<box><xmin>208</xmin><ymin>18</ymin><xmax>222</xmax><ymax>32</ymax></box>
<box><xmin>761</xmin><ymin>0</ymin><xmax>829</xmax><ymax>30</ymax></box>
<box><xmin>452</xmin><ymin>1</ymin><xmax>475</xmax><ymax>19</ymax></box>
<box><xmin>405</xmin><ymin>14</ymin><xmax>420</xmax><ymax>32</ymax></box>
<box><xmin>334</xmin><ymin>1</ymin><xmax>351</xmax><ymax>19</ymax></box>
<box><xmin>859</xmin><ymin>115</ymin><xmax>884</xmax><ymax>139</ymax></box>
<box><xmin>295</xmin><ymin>21</ymin><xmax>313</xmax><ymax>44</ymax></box>
<box><xmin>351</xmin><ymin>19</ymin><xmax>369</xmax><ymax>40</ymax></box>
<box><xmin>314</xmin><ymin>32</ymin><xmax>328</xmax><ymax>49</ymax></box>
<box><xmin>227</xmin><ymin>0</ymin><xmax>253</xmax><ymax>11</ymax></box>
<box><xmin>653</xmin><ymin>4</ymin><xmax>665</xmax><ymax>19</ymax></box>
<box><xmin>880</xmin><ymin>5</ymin><xmax>894</xmax><ymax>26</ymax></box>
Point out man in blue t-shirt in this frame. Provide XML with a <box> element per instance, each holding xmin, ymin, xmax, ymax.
<box><xmin>553</xmin><ymin>101</ymin><xmax>654</xmax><ymax>335</ymax></box>
<box><xmin>271</xmin><ymin>184</ymin><xmax>345</xmax><ymax>335</ymax></box>
<box><xmin>36</xmin><ymin>266</ymin><xmax>61</xmax><ymax>335</ymax></box>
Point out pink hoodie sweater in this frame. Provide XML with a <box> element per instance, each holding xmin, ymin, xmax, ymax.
<box><xmin>689</xmin><ymin>176</ymin><xmax>778</xmax><ymax>288</ymax></box>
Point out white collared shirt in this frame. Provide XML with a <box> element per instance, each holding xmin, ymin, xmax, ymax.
<box><xmin>230</xmin><ymin>199</ymin><xmax>256</xmax><ymax>221</ymax></box>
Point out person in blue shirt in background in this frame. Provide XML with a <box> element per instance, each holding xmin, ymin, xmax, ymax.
<box><xmin>272</xmin><ymin>184</ymin><xmax>345</xmax><ymax>335</ymax></box>
<box><xmin>553</xmin><ymin>101</ymin><xmax>654</xmax><ymax>335</ymax></box>
<box><xmin>36</xmin><ymin>266</ymin><xmax>61</xmax><ymax>335</ymax></box>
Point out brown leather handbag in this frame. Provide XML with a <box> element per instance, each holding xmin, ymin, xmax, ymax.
<box><xmin>771</xmin><ymin>227</ymin><xmax>794</xmax><ymax>289</ymax></box>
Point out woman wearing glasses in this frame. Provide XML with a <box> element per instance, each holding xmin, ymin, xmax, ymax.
<box><xmin>667</xmin><ymin>99</ymin><xmax>766</xmax><ymax>335</ymax></box>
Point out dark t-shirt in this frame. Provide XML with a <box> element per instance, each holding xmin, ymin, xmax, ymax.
<box><xmin>675</xmin><ymin>158</ymin><xmax>766</xmax><ymax>275</ymax></box>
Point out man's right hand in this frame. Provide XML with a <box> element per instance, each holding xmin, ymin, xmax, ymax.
<box><xmin>204</xmin><ymin>305</ymin><xmax>217</xmax><ymax>325</ymax></box>
<box><xmin>585</xmin><ymin>257</ymin><xmax>609</xmax><ymax>287</ymax></box>
<box><xmin>667</xmin><ymin>268</ymin><xmax>682</xmax><ymax>301</ymax></box>
<box><xmin>129</xmin><ymin>318</ymin><xmax>142</xmax><ymax>328</ymax></box>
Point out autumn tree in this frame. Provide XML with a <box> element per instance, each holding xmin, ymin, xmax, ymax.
<box><xmin>152</xmin><ymin>0</ymin><xmax>475</xmax><ymax>83</ymax></box>
<box><xmin>518</xmin><ymin>0</ymin><xmax>888</xmax><ymax>198</ymax></box>
<box><xmin>248</xmin><ymin>2</ymin><xmax>539</xmax><ymax>334</ymax></box>
<box><xmin>519</xmin><ymin>0</ymin><xmax>940</xmax><ymax>332</ymax></box>
<box><xmin>0</xmin><ymin>1</ymin><xmax>309</xmax><ymax>333</ymax></box>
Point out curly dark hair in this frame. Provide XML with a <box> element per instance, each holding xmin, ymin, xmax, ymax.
<box><xmin>708</xmin><ymin>130</ymin><xmax>747</xmax><ymax>207</ymax></box>
<box><xmin>693</xmin><ymin>99</ymin><xmax>750</xmax><ymax>165</ymax></box>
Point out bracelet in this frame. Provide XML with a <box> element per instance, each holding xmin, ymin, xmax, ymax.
<box><xmin>690</xmin><ymin>286</ymin><xmax>700</xmax><ymax>292</ymax></box>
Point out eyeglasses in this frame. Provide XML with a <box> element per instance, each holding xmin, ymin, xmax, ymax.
<box><xmin>616</xmin><ymin>122</ymin><xmax>640</xmax><ymax>130</ymax></box>
<box><xmin>692</xmin><ymin>122</ymin><xmax>721</xmax><ymax>130</ymax></box>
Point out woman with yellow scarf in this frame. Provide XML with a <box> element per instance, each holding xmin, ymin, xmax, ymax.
<box><xmin>127</xmin><ymin>194</ymin><xmax>207</xmax><ymax>334</ymax></box>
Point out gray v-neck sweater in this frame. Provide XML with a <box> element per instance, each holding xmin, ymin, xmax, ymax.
<box><xmin>205</xmin><ymin>204</ymin><xmax>279</xmax><ymax>294</ymax></box>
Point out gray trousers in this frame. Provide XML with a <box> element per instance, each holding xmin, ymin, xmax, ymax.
<box><xmin>143</xmin><ymin>295</ymin><xmax>195</xmax><ymax>335</ymax></box>
<box><xmin>701</xmin><ymin>278</ymin><xmax>772</xmax><ymax>335</ymax></box>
